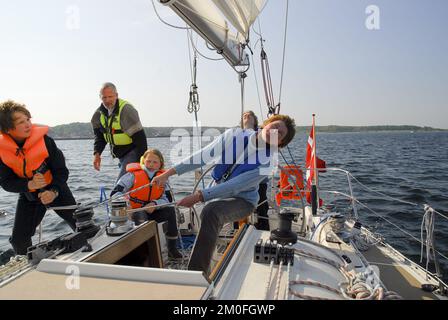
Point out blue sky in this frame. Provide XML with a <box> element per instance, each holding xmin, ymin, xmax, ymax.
<box><xmin>0</xmin><ymin>0</ymin><xmax>447</xmax><ymax>128</ymax></box>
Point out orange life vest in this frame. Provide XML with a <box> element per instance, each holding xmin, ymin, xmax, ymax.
<box><xmin>126</xmin><ymin>163</ymin><xmax>165</xmax><ymax>209</ymax></box>
<box><xmin>275</xmin><ymin>165</ymin><xmax>305</xmax><ymax>205</ymax></box>
<box><xmin>0</xmin><ymin>125</ymin><xmax>53</xmax><ymax>192</ymax></box>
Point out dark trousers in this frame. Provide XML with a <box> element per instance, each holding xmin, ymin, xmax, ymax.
<box><xmin>188</xmin><ymin>198</ymin><xmax>254</xmax><ymax>275</ymax></box>
<box><xmin>132</xmin><ymin>206</ymin><xmax>178</xmax><ymax>238</ymax></box>
<box><xmin>9</xmin><ymin>185</ymin><xmax>77</xmax><ymax>255</ymax></box>
<box><xmin>117</xmin><ymin>149</ymin><xmax>139</xmax><ymax>182</ymax></box>
<box><xmin>255</xmin><ymin>183</ymin><xmax>270</xmax><ymax>231</ymax></box>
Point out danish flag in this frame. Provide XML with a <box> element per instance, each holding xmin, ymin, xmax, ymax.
<box><xmin>305</xmin><ymin>115</ymin><xmax>325</xmax><ymax>205</ymax></box>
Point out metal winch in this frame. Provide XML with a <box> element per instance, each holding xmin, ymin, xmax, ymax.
<box><xmin>106</xmin><ymin>200</ymin><xmax>134</xmax><ymax>236</ymax></box>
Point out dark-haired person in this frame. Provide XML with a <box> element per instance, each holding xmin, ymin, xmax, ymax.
<box><xmin>91</xmin><ymin>82</ymin><xmax>148</xmax><ymax>181</ymax></box>
<box><xmin>0</xmin><ymin>100</ymin><xmax>77</xmax><ymax>255</ymax></box>
<box><xmin>153</xmin><ymin>114</ymin><xmax>296</xmax><ymax>275</ymax></box>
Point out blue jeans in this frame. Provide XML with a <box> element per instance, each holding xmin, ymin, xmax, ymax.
<box><xmin>187</xmin><ymin>198</ymin><xmax>254</xmax><ymax>275</ymax></box>
<box><xmin>117</xmin><ymin>149</ymin><xmax>140</xmax><ymax>182</ymax></box>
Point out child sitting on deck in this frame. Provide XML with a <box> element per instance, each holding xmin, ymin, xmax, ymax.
<box><xmin>111</xmin><ymin>148</ymin><xmax>182</xmax><ymax>259</ymax></box>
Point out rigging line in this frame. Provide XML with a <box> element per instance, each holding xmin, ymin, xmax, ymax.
<box><xmin>251</xmin><ymin>52</ymin><xmax>265</xmax><ymax>121</ymax></box>
<box><xmin>151</xmin><ymin>0</ymin><xmax>190</xmax><ymax>30</ymax></box>
<box><xmin>256</xmin><ymin>17</ymin><xmax>273</xmax><ymax>113</ymax></box>
<box><xmin>252</xmin><ymin>17</ymin><xmax>263</xmax><ymax>38</ymax></box>
<box><xmin>205</xmin><ymin>40</ymin><xmax>217</xmax><ymax>51</ymax></box>
<box><xmin>278</xmin><ymin>0</ymin><xmax>289</xmax><ymax>106</ymax></box>
<box><xmin>250</xmin><ymin>16</ymin><xmax>265</xmax><ymax>121</ymax></box>
<box><xmin>349</xmin><ymin>172</ymin><xmax>448</xmax><ymax>222</ymax></box>
<box><xmin>252</xmin><ymin>38</ymin><xmax>262</xmax><ymax>51</ymax></box>
<box><xmin>189</xmin><ymin>45</ymin><xmax>205</xmax><ymax>189</ymax></box>
<box><xmin>188</xmin><ymin>30</ymin><xmax>224</xmax><ymax>61</ymax></box>
<box><xmin>285</xmin><ymin>145</ymin><xmax>299</xmax><ymax>169</ymax></box>
<box><xmin>252</xmin><ymin>25</ymin><xmax>261</xmax><ymax>38</ymax></box>
<box><xmin>348</xmin><ymin>172</ymin><xmax>419</xmax><ymax>207</ymax></box>
<box><xmin>279</xmin><ymin>149</ymin><xmax>291</xmax><ymax>167</ymax></box>
<box><xmin>274</xmin><ymin>259</ymin><xmax>283</xmax><ymax>300</ymax></box>
<box><xmin>264</xmin><ymin>51</ymin><xmax>275</xmax><ymax>109</ymax></box>
<box><xmin>351</xmin><ymin>196</ymin><xmax>448</xmax><ymax>262</ymax></box>
<box><xmin>278</xmin><ymin>152</ymin><xmax>303</xmax><ymax>194</ymax></box>
<box><xmin>260</xmin><ymin>52</ymin><xmax>271</xmax><ymax>110</ymax></box>
<box><xmin>240</xmin><ymin>72</ymin><xmax>247</xmax><ymax>121</ymax></box>
<box><xmin>420</xmin><ymin>208</ymin><xmax>435</xmax><ymax>273</ymax></box>
<box><xmin>264</xmin><ymin>259</ymin><xmax>275</xmax><ymax>299</ymax></box>
<box><xmin>186</xmin><ymin>30</ymin><xmax>194</xmax><ymax>84</ymax></box>
<box><xmin>432</xmin><ymin>208</ymin><xmax>448</xmax><ymax>223</ymax></box>
<box><xmin>278</xmin><ymin>145</ymin><xmax>299</xmax><ymax>171</ymax></box>
<box><xmin>285</xmin><ymin>262</ymin><xmax>291</xmax><ymax>300</ymax></box>
<box><xmin>79</xmin><ymin>180</ymin><xmax>162</xmax><ymax>211</ymax></box>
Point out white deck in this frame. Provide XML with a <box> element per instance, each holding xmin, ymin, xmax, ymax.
<box><xmin>212</xmin><ymin>227</ymin><xmax>348</xmax><ymax>300</ymax></box>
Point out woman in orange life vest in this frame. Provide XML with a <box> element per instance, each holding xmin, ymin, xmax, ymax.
<box><xmin>110</xmin><ymin>148</ymin><xmax>182</xmax><ymax>259</ymax></box>
<box><xmin>0</xmin><ymin>100</ymin><xmax>77</xmax><ymax>255</ymax></box>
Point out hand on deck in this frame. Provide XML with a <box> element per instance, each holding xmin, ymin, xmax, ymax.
<box><xmin>93</xmin><ymin>153</ymin><xmax>101</xmax><ymax>171</ymax></box>
<box><xmin>177</xmin><ymin>191</ymin><xmax>204</xmax><ymax>208</ymax></box>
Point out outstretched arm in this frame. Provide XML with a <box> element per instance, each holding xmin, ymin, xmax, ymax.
<box><xmin>177</xmin><ymin>166</ymin><xmax>269</xmax><ymax>208</ymax></box>
<box><xmin>152</xmin><ymin>128</ymin><xmax>240</xmax><ymax>187</ymax></box>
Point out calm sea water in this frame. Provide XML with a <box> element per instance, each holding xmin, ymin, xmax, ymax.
<box><xmin>1</xmin><ymin>132</ymin><xmax>447</xmax><ymax>279</ymax></box>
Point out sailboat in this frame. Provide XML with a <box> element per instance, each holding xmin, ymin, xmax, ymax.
<box><xmin>0</xmin><ymin>0</ymin><xmax>447</xmax><ymax>300</ymax></box>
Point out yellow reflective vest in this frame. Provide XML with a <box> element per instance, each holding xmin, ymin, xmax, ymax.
<box><xmin>99</xmin><ymin>99</ymin><xmax>133</xmax><ymax>146</ymax></box>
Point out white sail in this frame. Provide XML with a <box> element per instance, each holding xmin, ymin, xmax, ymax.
<box><xmin>159</xmin><ymin>0</ymin><xmax>264</xmax><ymax>67</ymax></box>
<box><xmin>211</xmin><ymin>0</ymin><xmax>267</xmax><ymax>40</ymax></box>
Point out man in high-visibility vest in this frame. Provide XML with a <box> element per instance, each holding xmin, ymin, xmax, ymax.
<box><xmin>91</xmin><ymin>82</ymin><xmax>147</xmax><ymax>180</ymax></box>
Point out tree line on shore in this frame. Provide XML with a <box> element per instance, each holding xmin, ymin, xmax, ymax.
<box><xmin>47</xmin><ymin>122</ymin><xmax>445</xmax><ymax>140</ymax></box>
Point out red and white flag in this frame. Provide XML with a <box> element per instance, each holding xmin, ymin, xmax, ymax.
<box><xmin>305</xmin><ymin>119</ymin><xmax>316</xmax><ymax>189</ymax></box>
<box><xmin>305</xmin><ymin>115</ymin><xmax>325</xmax><ymax>205</ymax></box>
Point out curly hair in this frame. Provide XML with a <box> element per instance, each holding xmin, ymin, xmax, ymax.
<box><xmin>0</xmin><ymin>100</ymin><xmax>31</xmax><ymax>134</ymax></box>
<box><xmin>260</xmin><ymin>114</ymin><xmax>296</xmax><ymax>148</ymax></box>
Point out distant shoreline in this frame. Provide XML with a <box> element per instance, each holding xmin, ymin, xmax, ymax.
<box><xmin>51</xmin><ymin>128</ymin><xmax>447</xmax><ymax>140</ymax></box>
<box><xmin>47</xmin><ymin>123</ymin><xmax>447</xmax><ymax>140</ymax></box>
